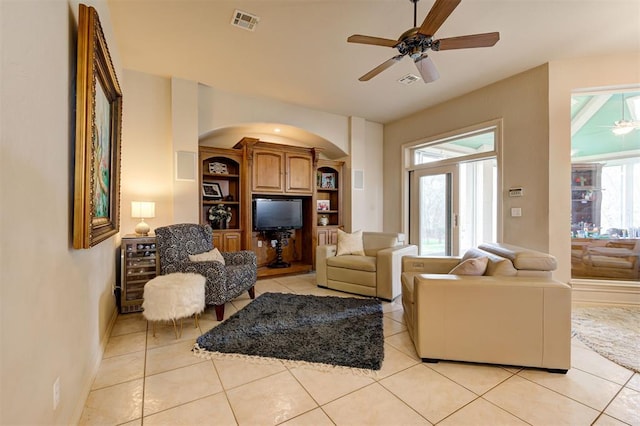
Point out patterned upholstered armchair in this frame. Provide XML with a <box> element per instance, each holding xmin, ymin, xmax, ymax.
<box><xmin>155</xmin><ymin>223</ymin><xmax>257</xmax><ymax>321</ymax></box>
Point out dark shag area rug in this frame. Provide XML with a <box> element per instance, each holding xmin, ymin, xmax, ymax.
<box><xmin>194</xmin><ymin>292</ymin><xmax>384</xmax><ymax>371</ymax></box>
<box><xmin>572</xmin><ymin>304</ymin><xmax>640</xmax><ymax>373</ymax></box>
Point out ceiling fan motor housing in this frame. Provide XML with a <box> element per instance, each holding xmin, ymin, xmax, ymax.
<box><xmin>396</xmin><ymin>30</ymin><xmax>439</xmax><ymax>58</ymax></box>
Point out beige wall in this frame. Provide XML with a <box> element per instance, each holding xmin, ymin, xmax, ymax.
<box><xmin>1</xmin><ymin>0</ymin><xmax>121</xmax><ymax>423</ymax></box>
<box><xmin>120</xmin><ymin>70</ymin><xmax>173</xmax><ymax>233</ymax></box>
<box><xmin>344</xmin><ymin>117</ymin><xmax>383</xmax><ymax>232</ymax></box>
<box><xmin>198</xmin><ymin>84</ymin><xmax>351</xmax><ymax>156</ymax></box>
<box><xmin>384</xmin><ymin>65</ymin><xmax>551</xmax><ymax>249</ymax></box>
<box><xmin>171</xmin><ymin>77</ymin><xmax>200</xmax><ymax>224</ymax></box>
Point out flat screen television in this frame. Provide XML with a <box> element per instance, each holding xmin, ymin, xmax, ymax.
<box><xmin>253</xmin><ymin>198</ymin><xmax>303</xmax><ymax>231</ymax></box>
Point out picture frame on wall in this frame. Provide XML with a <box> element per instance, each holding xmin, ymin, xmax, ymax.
<box><xmin>72</xmin><ymin>4</ymin><xmax>123</xmax><ymax>249</ymax></box>
<box><xmin>203</xmin><ymin>183</ymin><xmax>223</xmax><ymax>199</ymax></box>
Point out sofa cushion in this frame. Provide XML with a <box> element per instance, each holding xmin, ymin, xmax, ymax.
<box><xmin>336</xmin><ymin>229</ymin><xmax>365</xmax><ymax>256</ymax></box>
<box><xmin>363</xmin><ymin>232</ymin><xmax>402</xmax><ymax>256</ymax></box>
<box><xmin>327</xmin><ymin>266</ymin><xmax>377</xmax><ymax>287</ymax></box>
<box><xmin>590</xmin><ymin>255</ymin><xmax>634</xmax><ymax>269</ymax></box>
<box><xmin>463</xmin><ymin>247</ymin><xmax>517</xmax><ymax>276</ymax></box>
<box><xmin>449</xmin><ymin>257</ymin><xmax>488</xmax><ymax>275</ymax></box>
<box><xmin>479</xmin><ymin>242</ymin><xmax>557</xmax><ymax>271</ymax></box>
<box><xmin>188</xmin><ymin>247</ymin><xmax>225</xmax><ymax>265</ymax></box>
<box><xmin>327</xmin><ymin>255</ymin><xmax>377</xmax><ymax>272</ymax></box>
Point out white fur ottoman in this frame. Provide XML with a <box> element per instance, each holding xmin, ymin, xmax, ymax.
<box><xmin>142</xmin><ymin>272</ymin><xmax>206</xmax><ymax>338</ymax></box>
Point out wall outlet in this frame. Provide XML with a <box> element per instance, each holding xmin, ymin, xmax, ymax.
<box><xmin>53</xmin><ymin>377</ymin><xmax>60</xmax><ymax>410</ymax></box>
<box><xmin>257</xmin><ymin>240</ymin><xmax>262</xmax><ymax>248</ymax></box>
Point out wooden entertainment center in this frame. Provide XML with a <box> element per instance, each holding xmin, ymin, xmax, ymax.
<box><xmin>199</xmin><ymin>137</ymin><xmax>343</xmax><ymax>277</ymax></box>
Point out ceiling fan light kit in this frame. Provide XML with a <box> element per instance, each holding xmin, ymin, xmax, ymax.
<box><xmin>610</xmin><ymin>94</ymin><xmax>639</xmax><ymax>135</ymax></box>
<box><xmin>612</xmin><ymin>122</ymin><xmax>635</xmax><ymax>136</ymax></box>
<box><xmin>347</xmin><ymin>0</ymin><xmax>499</xmax><ymax>83</ymax></box>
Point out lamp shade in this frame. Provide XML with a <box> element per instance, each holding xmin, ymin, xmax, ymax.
<box><xmin>131</xmin><ymin>201</ymin><xmax>155</xmax><ymax>219</ymax></box>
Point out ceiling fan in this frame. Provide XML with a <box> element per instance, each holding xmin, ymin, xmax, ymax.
<box><xmin>611</xmin><ymin>94</ymin><xmax>640</xmax><ymax>136</ymax></box>
<box><xmin>347</xmin><ymin>0</ymin><xmax>500</xmax><ymax>83</ymax></box>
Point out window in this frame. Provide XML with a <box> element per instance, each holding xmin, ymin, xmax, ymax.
<box><xmin>406</xmin><ymin>122</ymin><xmax>500</xmax><ymax>256</ymax></box>
<box><xmin>412</xmin><ymin>128</ymin><xmax>496</xmax><ymax>166</ymax></box>
<box><xmin>600</xmin><ymin>159</ymin><xmax>640</xmax><ymax>235</ymax></box>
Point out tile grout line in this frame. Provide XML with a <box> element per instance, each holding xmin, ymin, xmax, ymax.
<box><xmin>591</xmin><ymin>373</ymin><xmax>637</xmax><ymax>425</ymax></box>
<box><xmin>139</xmin><ymin>318</ymin><xmax>149</xmax><ymax>425</ymax></box>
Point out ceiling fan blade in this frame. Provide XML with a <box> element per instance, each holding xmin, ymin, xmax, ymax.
<box><xmin>436</xmin><ymin>32</ymin><xmax>500</xmax><ymax>50</ymax></box>
<box><xmin>347</xmin><ymin>34</ymin><xmax>398</xmax><ymax>48</ymax></box>
<box><xmin>414</xmin><ymin>54</ymin><xmax>440</xmax><ymax>83</ymax></box>
<box><xmin>359</xmin><ymin>55</ymin><xmax>404</xmax><ymax>81</ymax></box>
<box><xmin>418</xmin><ymin>0</ymin><xmax>461</xmax><ymax>36</ymax></box>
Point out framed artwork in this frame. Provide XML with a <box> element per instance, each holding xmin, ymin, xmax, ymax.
<box><xmin>73</xmin><ymin>4</ymin><xmax>123</xmax><ymax>249</ymax></box>
<box><xmin>317</xmin><ymin>200</ymin><xmax>330</xmax><ymax>211</ymax></box>
<box><xmin>321</xmin><ymin>173</ymin><xmax>336</xmax><ymax>189</ymax></box>
<box><xmin>203</xmin><ymin>183</ymin><xmax>223</xmax><ymax>199</ymax></box>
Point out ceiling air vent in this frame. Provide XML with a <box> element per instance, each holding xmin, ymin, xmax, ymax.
<box><xmin>398</xmin><ymin>74</ymin><xmax>421</xmax><ymax>85</ymax></box>
<box><xmin>231</xmin><ymin>10</ymin><xmax>260</xmax><ymax>31</ymax></box>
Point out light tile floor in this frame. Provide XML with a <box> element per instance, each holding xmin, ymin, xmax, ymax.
<box><xmin>80</xmin><ymin>273</ymin><xmax>640</xmax><ymax>425</ymax></box>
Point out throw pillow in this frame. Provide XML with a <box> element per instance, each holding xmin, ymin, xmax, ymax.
<box><xmin>336</xmin><ymin>229</ymin><xmax>365</xmax><ymax>256</ymax></box>
<box><xmin>448</xmin><ymin>256</ymin><xmax>488</xmax><ymax>275</ymax></box>
<box><xmin>189</xmin><ymin>248</ymin><xmax>225</xmax><ymax>265</ymax></box>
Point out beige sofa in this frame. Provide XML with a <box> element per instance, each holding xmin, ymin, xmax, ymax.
<box><xmin>316</xmin><ymin>232</ymin><xmax>418</xmax><ymax>300</ymax></box>
<box><xmin>401</xmin><ymin>242</ymin><xmax>571</xmax><ymax>373</ymax></box>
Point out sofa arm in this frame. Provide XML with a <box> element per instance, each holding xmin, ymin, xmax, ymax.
<box><xmin>316</xmin><ymin>244</ymin><xmax>337</xmax><ymax>286</ymax></box>
<box><xmin>402</xmin><ymin>255</ymin><xmax>462</xmax><ymax>274</ymax></box>
<box><xmin>376</xmin><ymin>244</ymin><xmax>418</xmax><ymax>300</ymax></box>
<box><xmin>222</xmin><ymin>250</ymin><xmax>258</xmax><ymax>266</ymax></box>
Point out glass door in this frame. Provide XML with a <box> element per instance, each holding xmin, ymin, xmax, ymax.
<box><xmin>409</xmin><ymin>165</ymin><xmax>459</xmax><ymax>255</ymax></box>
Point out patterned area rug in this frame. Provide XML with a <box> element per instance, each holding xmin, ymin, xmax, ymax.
<box><xmin>194</xmin><ymin>292</ymin><xmax>384</xmax><ymax>372</ymax></box>
<box><xmin>572</xmin><ymin>304</ymin><xmax>640</xmax><ymax>373</ymax></box>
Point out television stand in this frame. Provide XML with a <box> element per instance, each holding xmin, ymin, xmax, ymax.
<box><xmin>268</xmin><ymin>230</ymin><xmax>292</xmax><ymax>268</ymax></box>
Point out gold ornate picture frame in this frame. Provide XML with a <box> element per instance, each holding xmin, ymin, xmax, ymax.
<box><xmin>73</xmin><ymin>4</ymin><xmax>122</xmax><ymax>249</ymax></box>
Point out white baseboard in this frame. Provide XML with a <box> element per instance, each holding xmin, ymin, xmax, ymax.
<box><xmin>72</xmin><ymin>305</ymin><xmax>119</xmax><ymax>424</ymax></box>
<box><xmin>571</xmin><ymin>279</ymin><xmax>640</xmax><ymax>305</ymax></box>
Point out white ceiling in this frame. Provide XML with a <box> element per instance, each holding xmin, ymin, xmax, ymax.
<box><xmin>108</xmin><ymin>0</ymin><xmax>640</xmax><ymax>126</ymax></box>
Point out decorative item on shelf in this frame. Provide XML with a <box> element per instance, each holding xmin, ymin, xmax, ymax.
<box><xmin>208</xmin><ymin>204</ymin><xmax>232</xmax><ymax>229</ymax></box>
<box><xmin>319</xmin><ymin>215</ymin><xmax>329</xmax><ymax>226</ymax></box>
<box><xmin>208</xmin><ymin>162</ymin><xmax>228</xmax><ymax>174</ymax></box>
<box><xmin>202</xmin><ymin>182</ymin><xmax>223</xmax><ymax>199</ymax></box>
<box><xmin>225</xmin><ymin>195</ymin><xmax>234</xmax><ymax>201</ymax></box>
<box><xmin>317</xmin><ymin>200</ymin><xmax>330</xmax><ymax>211</ymax></box>
<box><xmin>321</xmin><ymin>173</ymin><xmax>336</xmax><ymax>189</ymax></box>
<box><xmin>131</xmin><ymin>201</ymin><xmax>155</xmax><ymax>236</ymax></box>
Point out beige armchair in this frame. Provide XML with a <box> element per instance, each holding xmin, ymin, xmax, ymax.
<box><xmin>316</xmin><ymin>232</ymin><xmax>418</xmax><ymax>300</ymax></box>
<box><xmin>401</xmin><ymin>243</ymin><xmax>571</xmax><ymax>373</ymax></box>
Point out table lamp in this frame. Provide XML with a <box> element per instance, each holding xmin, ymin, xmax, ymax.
<box><xmin>131</xmin><ymin>201</ymin><xmax>155</xmax><ymax>236</ymax></box>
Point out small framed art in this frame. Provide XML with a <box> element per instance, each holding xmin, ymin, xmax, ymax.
<box><xmin>203</xmin><ymin>183</ymin><xmax>223</xmax><ymax>199</ymax></box>
<box><xmin>317</xmin><ymin>200</ymin><xmax>330</xmax><ymax>211</ymax></box>
<box><xmin>321</xmin><ymin>173</ymin><xmax>336</xmax><ymax>189</ymax></box>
